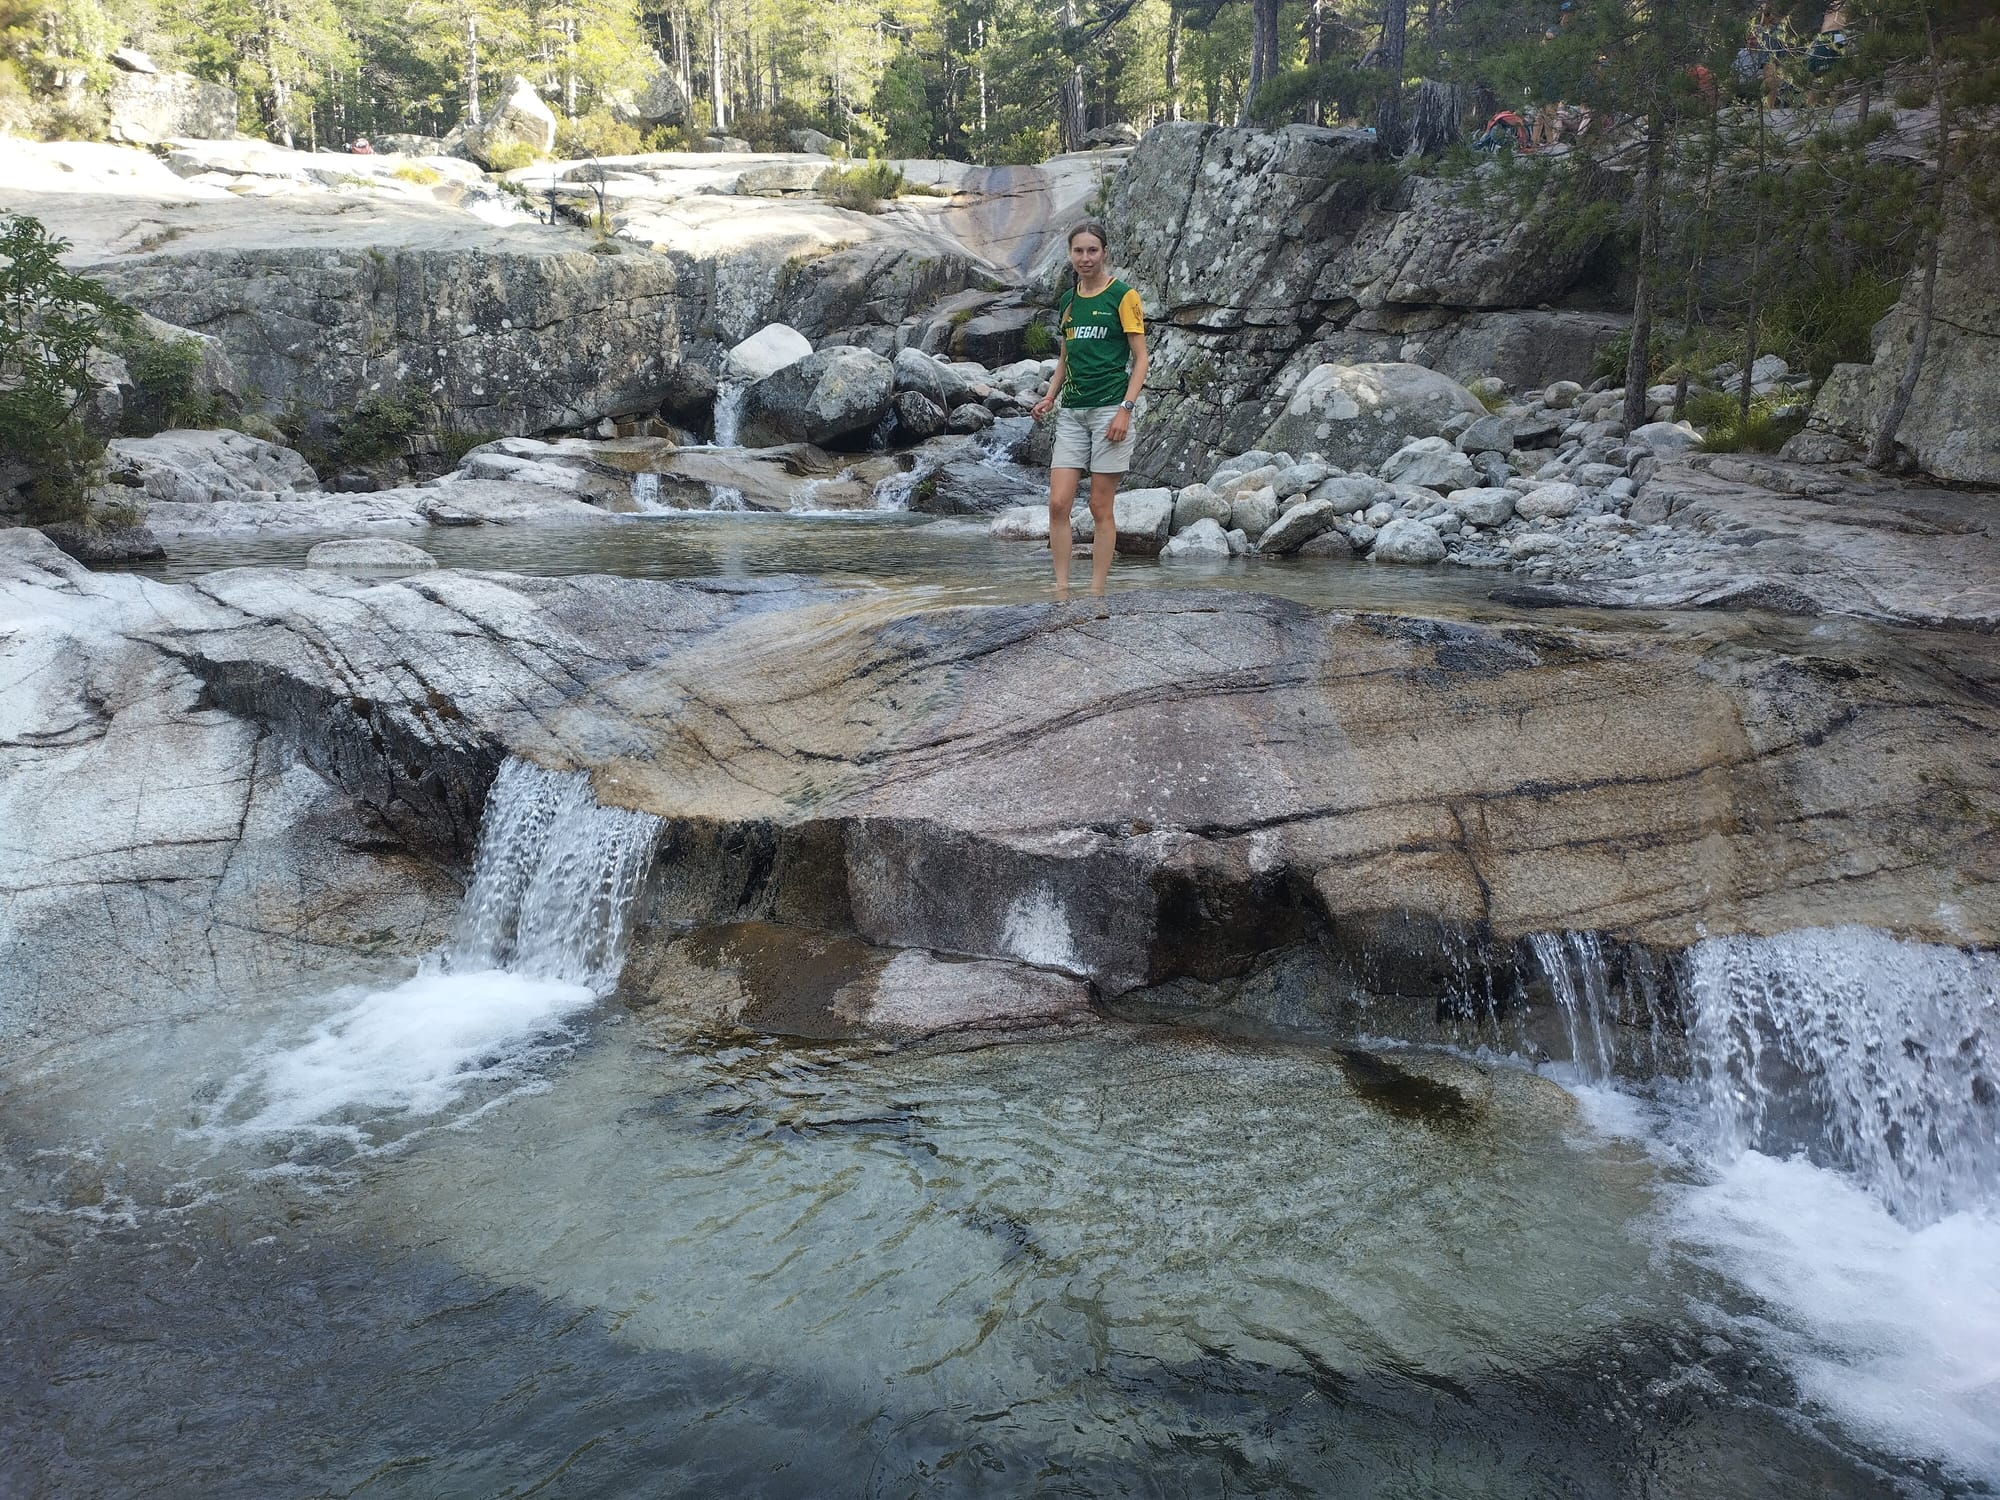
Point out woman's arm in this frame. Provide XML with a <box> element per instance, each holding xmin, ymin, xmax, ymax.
<box><xmin>1032</xmin><ymin>347</ymin><xmax>1066</xmax><ymax>419</ymax></box>
<box><xmin>1105</xmin><ymin>331</ymin><xmax>1148</xmax><ymax>442</ymax></box>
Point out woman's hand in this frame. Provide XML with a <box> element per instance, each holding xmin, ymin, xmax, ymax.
<box><xmin>1031</xmin><ymin>391</ymin><xmax>1057</xmax><ymax>421</ymax></box>
<box><xmin>1105</xmin><ymin>408</ymin><xmax>1131</xmax><ymax>443</ymax></box>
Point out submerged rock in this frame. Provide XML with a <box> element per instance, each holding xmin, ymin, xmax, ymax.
<box><xmin>306</xmin><ymin>538</ymin><xmax>440</xmax><ymax>575</ymax></box>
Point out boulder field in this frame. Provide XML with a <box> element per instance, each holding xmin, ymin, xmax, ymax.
<box><xmin>5</xmin><ymin>527</ymin><xmax>1994</xmax><ymax>1045</ymax></box>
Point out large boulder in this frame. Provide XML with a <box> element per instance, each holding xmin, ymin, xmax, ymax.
<box><xmin>1258</xmin><ymin>499</ymin><xmax>1337</xmax><ymax>555</ymax></box>
<box><xmin>1798</xmin><ymin>189</ymin><xmax>2000</xmax><ymax>484</ymax></box>
<box><xmin>463</xmin><ymin>76</ymin><xmax>558</xmax><ymax>168</ymax></box>
<box><xmin>1258</xmin><ymin>363</ymin><xmax>1486</xmax><ymax>475</ymax></box>
<box><xmin>739</xmin><ymin>346</ymin><xmax>896</xmax><ymax>448</ymax></box>
<box><xmin>99</xmin><ymin>429</ymin><xmax>320</xmax><ymax>506</ymax></box>
<box><xmin>1111</xmin><ymin>487</ymin><xmax>1174</xmax><ymax>554</ymax></box>
<box><xmin>106</xmin><ymin>67</ymin><xmax>237</xmax><ymax>144</ymax></box>
<box><xmin>616</xmin><ymin>68</ymin><xmax>690</xmax><ymax>127</ymax></box>
<box><xmin>726</xmin><ymin>323</ymin><xmax>815</xmax><ymax>384</ymax></box>
<box><xmin>1370</xmin><ymin>517</ymin><xmax>1447</xmax><ymax>564</ymax></box>
<box><xmin>1378</xmin><ymin>436</ymin><xmax>1477</xmax><ymax>493</ymax></box>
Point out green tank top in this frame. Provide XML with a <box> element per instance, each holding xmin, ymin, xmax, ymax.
<box><xmin>1059</xmin><ymin>279</ymin><xmax>1144</xmax><ymax>408</ymax></box>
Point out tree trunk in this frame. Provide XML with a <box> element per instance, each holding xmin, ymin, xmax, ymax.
<box><xmin>1165</xmin><ymin>6</ymin><xmax>1182</xmax><ymax>121</ymax></box>
<box><xmin>1869</xmin><ymin>19</ymin><xmax>1949</xmax><ymax>471</ymax></box>
<box><xmin>1622</xmin><ymin>104</ymin><xmax>1665</xmax><ymax>432</ymax></box>
<box><xmin>1304</xmin><ymin>0</ymin><xmax>1323</xmax><ymax>125</ymax></box>
<box><xmin>1375</xmin><ymin>0</ymin><xmax>1406</xmax><ymax>152</ymax></box>
<box><xmin>708</xmin><ymin>0</ymin><xmax>727</xmax><ymax>129</ymax></box>
<box><xmin>466</xmin><ymin>11</ymin><xmax>482</xmax><ymax>124</ymax></box>
<box><xmin>1245</xmin><ymin>0</ymin><xmax>1279</xmax><ymax>120</ymax></box>
<box><xmin>1057</xmin><ymin>0</ymin><xmax>1085</xmax><ymax>149</ymax></box>
<box><xmin>1673</xmin><ymin>93</ymin><xmax>1722</xmax><ymax>412</ymax></box>
<box><xmin>1739</xmin><ymin>93</ymin><xmax>1768</xmax><ymax>422</ymax></box>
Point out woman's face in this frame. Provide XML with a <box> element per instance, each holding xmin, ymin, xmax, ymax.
<box><xmin>1068</xmin><ymin>232</ymin><xmax>1106</xmax><ymax>280</ymax></box>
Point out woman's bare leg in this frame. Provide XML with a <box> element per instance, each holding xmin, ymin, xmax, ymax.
<box><xmin>1088</xmin><ymin>471</ymin><xmax>1120</xmax><ymax>594</ymax></box>
<box><xmin>1048</xmin><ymin>467</ymin><xmax>1084</xmax><ymax>594</ymax></box>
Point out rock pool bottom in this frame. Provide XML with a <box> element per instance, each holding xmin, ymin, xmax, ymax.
<box><xmin>6</xmin><ymin>975</ymin><xmax>1994</xmax><ymax>1499</ymax></box>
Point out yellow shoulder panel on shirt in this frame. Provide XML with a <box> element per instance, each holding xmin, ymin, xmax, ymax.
<box><xmin>1118</xmin><ymin>287</ymin><xmax>1145</xmax><ymax>334</ymax></box>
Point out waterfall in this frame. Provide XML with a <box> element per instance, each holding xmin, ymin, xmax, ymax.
<box><xmin>447</xmin><ymin>757</ymin><xmax>664</xmax><ymax>996</ymax></box>
<box><xmin>711</xmin><ymin>379</ymin><xmax>745</xmax><ymax>447</ymax></box>
<box><xmin>207</xmin><ymin>758</ymin><xmax>663</xmax><ymax>1148</ymax></box>
<box><xmin>630</xmin><ymin>472</ymin><xmax>662</xmax><ymax>510</ymax></box>
<box><xmin>1526</xmin><ymin>930</ymin><xmax>1617</xmax><ymax>1082</ymax></box>
<box><xmin>1685</xmin><ymin>926</ymin><xmax>2000</xmax><ymax>1224</ymax></box>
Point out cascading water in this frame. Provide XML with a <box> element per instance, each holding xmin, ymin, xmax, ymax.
<box><xmin>630</xmin><ymin>471</ymin><xmax>662</xmax><ymax>511</ymax></box>
<box><xmin>1526</xmin><ymin>930</ymin><xmax>1617</xmax><ymax>1082</ymax></box>
<box><xmin>206</xmin><ymin>758</ymin><xmax>663</xmax><ymax>1149</ymax></box>
<box><xmin>711</xmin><ymin>378</ymin><xmax>745</xmax><ymax>448</ymax></box>
<box><xmin>1684</xmin><ymin>925</ymin><xmax>2000</xmax><ymax>1224</ymax></box>
<box><xmin>446</xmin><ymin>757</ymin><xmax>664</xmax><ymax>995</ymax></box>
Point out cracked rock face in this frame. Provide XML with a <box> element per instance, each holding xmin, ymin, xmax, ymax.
<box><xmin>29</xmin><ymin>535</ymin><xmax>1986</xmax><ymax>1012</ymax></box>
<box><xmin>1106</xmin><ymin>124</ymin><xmax>1624</xmax><ymax>485</ymax></box>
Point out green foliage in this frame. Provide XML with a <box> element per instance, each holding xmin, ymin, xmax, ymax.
<box><xmin>338</xmin><ymin>389</ymin><xmax>431</xmax><ymax>463</ymax></box>
<box><xmin>875</xmin><ymin>50</ymin><xmax>931</xmax><ymax>157</ymax></box>
<box><xmin>391</xmin><ymin>162</ymin><xmax>445</xmax><ymax>185</ymax></box>
<box><xmin>1</xmin><ymin>213</ymin><xmax>131</xmax><ymax>521</ymax></box>
<box><xmin>1686</xmin><ymin>391</ymin><xmax>1808</xmax><ymax>453</ymax></box>
<box><xmin>818</xmin><ymin>158</ymin><xmax>906</xmax><ymax>213</ymax></box>
<box><xmin>118</xmin><ymin>326</ymin><xmax>226</xmax><ymax>434</ymax></box>
<box><xmin>1021</xmin><ymin>320</ymin><xmax>1056</xmax><ymax>358</ymax></box>
<box><xmin>555</xmin><ymin>108</ymin><xmax>645</xmax><ymax>159</ymax></box>
<box><xmin>437</xmin><ymin>428</ymin><xmax>499</xmax><ymax>465</ymax></box>
<box><xmin>480</xmin><ymin>140</ymin><xmax>539</xmax><ymax>172</ymax></box>
<box><xmin>1760</xmin><ymin>268</ymin><xmax>1901</xmax><ymax>383</ymax></box>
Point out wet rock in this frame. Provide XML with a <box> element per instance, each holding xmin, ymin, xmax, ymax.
<box><xmin>1370</xmin><ymin>517</ymin><xmax>1447</xmax><ymax>563</ymax></box>
<box><xmin>305</xmin><ymin>538</ymin><xmax>440</xmax><ymax>575</ymax></box>
<box><xmin>892</xmin><ymin>391</ymin><xmax>947</xmax><ymax>440</ymax></box>
<box><xmin>1297</xmin><ymin>529</ymin><xmax>1357</xmax><ymax>558</ymax></box>
<box><xmin>1112</xmin><ymin>488</ymin><xmax>1174</xmax><ymax>554</ymax></box>
<box><xmin>39</xmin><ymin>521</ymin><xmax>165</xmax><ymax>563</ymax></box>
<box><xmin>739</xmin><ymin>346</ymin><xmax>895</xmax><ymax>448</ymax></box>
<box><xmin>1162</xmin><ymin>517</ymin><xmax>1233</xmax><ymax>558</ymax></box>
<box><xmin>945</xmin><ymin>402</ymin><xmax>996</xmax><ymax>434</ymax></box>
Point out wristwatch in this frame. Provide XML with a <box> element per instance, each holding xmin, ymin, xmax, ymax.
<box><xmin>1118</xmin><ymin>400</ymin><xmax>1136</xmax><ymax>412</ymax></box>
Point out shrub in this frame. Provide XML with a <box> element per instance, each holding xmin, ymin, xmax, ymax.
<box><xmin>1</xmin><ymin>212</ymin><xmax>132</xmax><ymax>522</ymax></box>
<box><xmin>391</xmin><ymin>162</ymin><xmax>443</xmax><ymax>185</ymax></box>
<box><xmin>555</xmin><ymin>109</ymin><xmax>645</xmax><ymax>160</ymax></box>
<box><xmin>119</xmin><ymin>327</ymin><xmax>226</xmax><ymax>434</ymax></box>
<box><xmin>819</xmin><ymin>159</ymin><xmax>906</xmax><ymax>213</ymax></box>
<box><xmin>337</xmin><ymin>390</ymin><xmax>431</xmax><ymax>464</ymax></box>
<box><xmin>1681</xmin><ymin>390</ymin><xmax>1807</xmax><ymax>454</ymax></box>
<box><xmin>480</xmin><ymin>140</ymin><xmax>539</xmax><ymax>173</ymax></box>
<box><xmin>1021</xmin><ymin>321</ymin><xmax>1057</xmax><ymax>359</ymax></box>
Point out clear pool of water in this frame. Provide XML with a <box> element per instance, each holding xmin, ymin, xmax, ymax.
<box><xmin>4</xmin><ymin>974</ymin><xmax>1988</xmax><ymax>1499</ymax></box>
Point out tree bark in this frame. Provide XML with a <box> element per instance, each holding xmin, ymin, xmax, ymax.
<box><xmin>1739</xmin><ymin>93</ymin><xmax>1768</xmax><ymax>422</ymax></box>
<box><xmin>466</xmin><ymin>11</ymin><xmax>482</xmax><ymax>124</ymax></box>
<box><xmin>1165</xmin><ymin>5</ymin><xmax>1182</xmax><ymax>121</ymax></box>
<box><xmin>1622</xmin><ymin>104</ymin><xmax>1665</xmax><ymax>433</ymax></box>
<box><xmin>1375</xmin><ymin>0</ymin><xmax>1406</xmax><ymax>152</ymax></box>
<box><xmin>1246</xmin><ymin>0</ymin><xmax>1280</xmax><ymax>120</ymax></box>
<box><xmin>708</xmin><ymin>0</ymin><xmax>727</xmax><ymax>129</ymax></box>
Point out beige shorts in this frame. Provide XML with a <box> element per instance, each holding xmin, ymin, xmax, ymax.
<box><xmin>1051</xmin><ymin>404</ymin><xmax>1135</xmax><ymax>474</ymax></box>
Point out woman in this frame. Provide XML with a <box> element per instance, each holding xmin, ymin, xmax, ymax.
<box><xmin>1030</xmin><ymin>221</ymin><xmax>1149</xmax><ymax>596</ymax></box>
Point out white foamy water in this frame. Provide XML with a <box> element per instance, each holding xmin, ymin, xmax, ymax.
<box><xmin>1675</xmin><ymin>1150</ymin><xmax>2000</xmax><ymax>1481</ymax></box>
<box><xmin>209</xmin><ymin>970</ymin><xmax>597</xmax><ymax>1146</ymax></box>
<box><xmin>209</xmin><ymin>759</ymin><xmax>661</xmax><ymax>1151</ymax></box>
<box><xmin>711</xmin><ymin>379</ymin><xmax>745</xmax><ymax>447</ymax></box>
